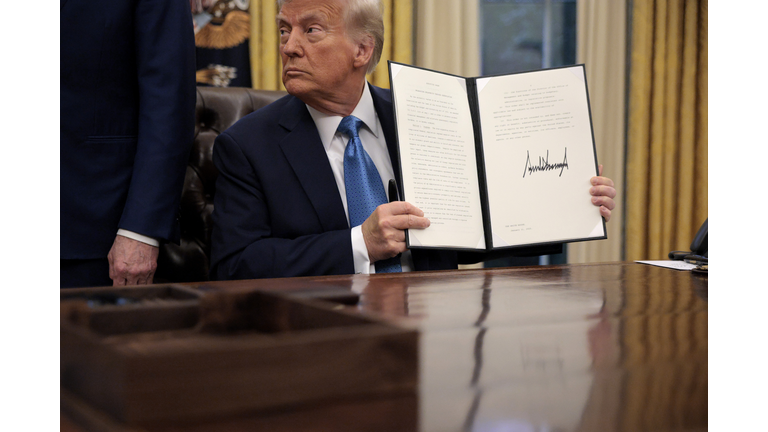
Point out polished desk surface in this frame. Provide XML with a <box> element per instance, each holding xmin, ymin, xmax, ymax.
<box><xmin>62</xmin><ymin>262</ymin><xmax>707</xmax><ymax>432</ymax></box>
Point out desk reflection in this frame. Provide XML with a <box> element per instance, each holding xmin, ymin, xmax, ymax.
<box><xmin>358</xmin><ymin>264</ymin><xmax>706</xmax><ymax>432</ymax></box>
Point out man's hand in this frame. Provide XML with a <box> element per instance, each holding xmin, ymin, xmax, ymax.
<box><xmin>107</xmin><ymin>235</ymin><xmax>159</xmax><ymax>286</ymax></box>
<box><xmin>590</xmin><ymin>164</ymin><xmax>617</xmax><ymax>222</ymax></box>
<box><xmin>361</xmin><ymin>201</ymin><xmax>430</xmax><ymax>263</ymax></box>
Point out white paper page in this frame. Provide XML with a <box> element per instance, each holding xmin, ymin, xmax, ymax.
<box><xmin>475</xmin><ymin>66</ymin><xmax>604</xmax><ymax>247</ymax></box>
<box><xmin>391</xmin><ymin>64</ymin><xmax>485</xmax><ymax>249</ymax></box>
<box><xmin>636</xmin><ymin>260</ymin><xmax>698</xmax><ymax>271</ymax></box>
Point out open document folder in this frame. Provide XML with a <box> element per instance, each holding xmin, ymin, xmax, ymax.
<box><xmin>388</xmin><ymin>61</ymin><xmax>606</xmax><ymax>252</ymax></box>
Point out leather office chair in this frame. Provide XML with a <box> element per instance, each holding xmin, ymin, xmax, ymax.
<box><xmin>154</xmin><ymin>86</ymin><xmax>287</xmax><ymax>283</ymax></box>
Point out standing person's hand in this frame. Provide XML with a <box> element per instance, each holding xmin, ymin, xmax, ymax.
<box><xmin>108</xmin><ymin>235</ymin><xmax>159</xmax><ymax>286</ymax></box>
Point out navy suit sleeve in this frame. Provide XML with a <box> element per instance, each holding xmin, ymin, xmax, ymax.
<box><xmin>117</xmin><ymin>0</ymin><xmax>196</xmax><ymax>242</ymax></box>
<box><xmin>210</xmin><ymin>132</ymin><xmax>356</xmax><ymax>280</ymax></box>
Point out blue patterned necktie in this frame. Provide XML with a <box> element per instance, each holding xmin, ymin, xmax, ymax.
<box><xmin>338</xmin><ymin>115</ymin><xmax>402</xmax><ymax>273</ymax></box>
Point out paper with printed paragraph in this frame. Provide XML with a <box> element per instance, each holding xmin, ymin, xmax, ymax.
<box><xmin>391</xmin><ymin>62</ymin><xmax>605</xmax><ymax>250</ymax></box>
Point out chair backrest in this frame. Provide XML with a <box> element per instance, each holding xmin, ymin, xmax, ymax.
<box><xmin>155</xmin><ymin>86</ymin><xmax>287</xmax><ymax>283</ymax></box>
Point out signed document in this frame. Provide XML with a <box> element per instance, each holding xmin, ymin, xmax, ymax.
<box><xmin>389</xmin><ymin>61</ymin><xmax>606</xmax><ymax>251</ymax></box>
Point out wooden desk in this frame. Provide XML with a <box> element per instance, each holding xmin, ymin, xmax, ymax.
<box><xmin>62</xmin><ymin>262</ymin><xmax>707</xmax><ymax>431</ymax></box>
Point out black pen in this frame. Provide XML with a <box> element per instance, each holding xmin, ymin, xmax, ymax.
<box><xmin>388</xmin><ymin>179</ymin><xmax>399</xmax><ymax>203</ymax></box>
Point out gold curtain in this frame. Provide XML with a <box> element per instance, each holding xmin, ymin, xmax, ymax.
<box><xmin>249</xmin><ymin>1</ymin><xmax>282</xmax><ymax>90</ymax></box>
<box><xmin>248</xmin><ymin>0</ymin><xmax>413</xmax><ymax>90</ymax></box>
<box><xmin>368</xmin><ymin>0</ymin><xmax>414</xmax><ymax>88</ymax></box>
<box><xmin>414</xmin><ymin>0</ymin><xmax>480</xmax><ymax>77</ymax></box>
<box><xmin>625</xmin><ymin>0</ymin><xmax>708</xmax><ymax>261</ymax></box>
<box><xmin>569</xmin><ymin>0</ymin><xmax>627</xmax><ymax>264</ymax></box>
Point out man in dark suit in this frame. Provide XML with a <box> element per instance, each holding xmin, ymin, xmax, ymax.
<box><xmin>60</xmin><ymin>0</ymin><xmax>196</xmax><ymax>287</ymax></box>
<box><xmin>210</xmin><ymin>0</ymin><xmax>616</xmax><ymax>280</ymax></box>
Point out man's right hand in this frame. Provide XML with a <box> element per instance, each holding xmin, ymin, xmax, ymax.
<box><xmin>361</xmin><ymin>201</ymin><xmax>430</xmax><ymax>263</ymax></box>
<box><xmin>108</xmin><ymin>235</ymin><xmax>159</xmax><ymax>286</ymax></box>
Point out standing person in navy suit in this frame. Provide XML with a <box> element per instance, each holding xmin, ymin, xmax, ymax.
<box><xmin>210</xmin><ymin>0</ymin><xmax>616</xmax><ymax>280</ymax></box>
<box><xmin>60</xmin><ymin>0</ymin><xmax>196</xmax><ymax>288</ymax></box>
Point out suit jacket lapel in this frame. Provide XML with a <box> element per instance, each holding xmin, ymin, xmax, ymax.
<box><xmin>370</xmin><ymin>84</ymin><xmax>402</xmax><ymax>194</ymax></box>
<box><xmin>278</xmin><ymin>96</ymin><xmax>349</xmax><ymax>232</ymax></box>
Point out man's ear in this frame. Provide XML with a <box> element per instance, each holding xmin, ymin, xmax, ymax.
<box><xmin>353</xmin><ymin>35</ymin><xmax>374</xmax><ymax>69</ymax></box>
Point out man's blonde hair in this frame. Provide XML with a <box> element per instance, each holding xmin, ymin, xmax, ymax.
<box><xmin>277</xmin><ymin>0</ymin><xmax>385</xmax><ymax>74</ymax></box>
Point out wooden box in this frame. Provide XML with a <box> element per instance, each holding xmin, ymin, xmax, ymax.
<box><xmin>60</xmin><ymin>286</ymin><xmax>418</xmax><ymax>426</ymax></box>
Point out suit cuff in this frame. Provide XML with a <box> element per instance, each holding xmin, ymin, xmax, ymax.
<box><xmin>350</xmin><ymin>225</ymin><xmax>372</xmax><ymax>274</ymax></box>
<box><xmin>117</xmin><ymin>229</ymin><xmax>160</xmax><ymax>247</ymax></box>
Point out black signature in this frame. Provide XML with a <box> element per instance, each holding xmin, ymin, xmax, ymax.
<box><xmin>523</xmin><ymin>148</ymin><xmax>569</xmax><ymax>178</ymax></box>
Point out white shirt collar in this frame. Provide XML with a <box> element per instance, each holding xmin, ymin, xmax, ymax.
<box><xmin>306</xmin><ymin>82</ymin><xmax>380</xmax><ymax>151</ymax></box>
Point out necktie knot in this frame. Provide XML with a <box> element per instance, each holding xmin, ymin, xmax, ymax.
<box><xmin>338</xmin><ymin>115</ymin><xmax>363</xmax><ymax>140</ymax></box>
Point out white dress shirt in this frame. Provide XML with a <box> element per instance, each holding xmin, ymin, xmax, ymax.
<box><xmin>306</xmin><ymin>83</ymin><xmax>414</xmax><ymax>274</ymax></box>
<box><xmin>116</xmin><ymin>229</ymin><xmax>159</xmax><ymax>247</ymax></box>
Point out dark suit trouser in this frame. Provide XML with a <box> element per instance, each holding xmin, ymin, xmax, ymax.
<box><xmin>60</xmin><ymin>259</ymin><xmax>111</xmax><ymax>288</ymax></box>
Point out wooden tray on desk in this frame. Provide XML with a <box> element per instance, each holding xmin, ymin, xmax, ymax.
<box><xmin>61</xmin><ymin>287</ymin><xmax>418</xmax><ymax>427</ymax></box>
<box><xmin>61</xmin><ymin>285</ymin><xmax>203</xmax><ymax>335</ymax></box>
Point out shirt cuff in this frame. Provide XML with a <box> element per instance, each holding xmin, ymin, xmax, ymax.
<box><xmin>117</xmin><ymin>229</ymin><xmax>160</xmax><ymax>247</ymax></box>
<box><xmin>350</xmin><ymin>225</ymin><xmax>372</xmax><ymax>274</ymax></box>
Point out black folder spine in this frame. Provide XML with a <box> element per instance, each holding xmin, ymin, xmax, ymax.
<box><xmin>466</xmin><ymin>78</ymin><xmax>494</xmax><ymax>250</ymax></box>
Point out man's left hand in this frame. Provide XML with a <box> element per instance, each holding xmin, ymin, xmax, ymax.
<box><xmin>590</xmin><ymin>164</ymin><xmax>616</xmax><ymax>222</ymax></box>
<box><xmin>107</xmin><ymin>235</ymin><xmax>159</xmax><ymax>286</ymax></box>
